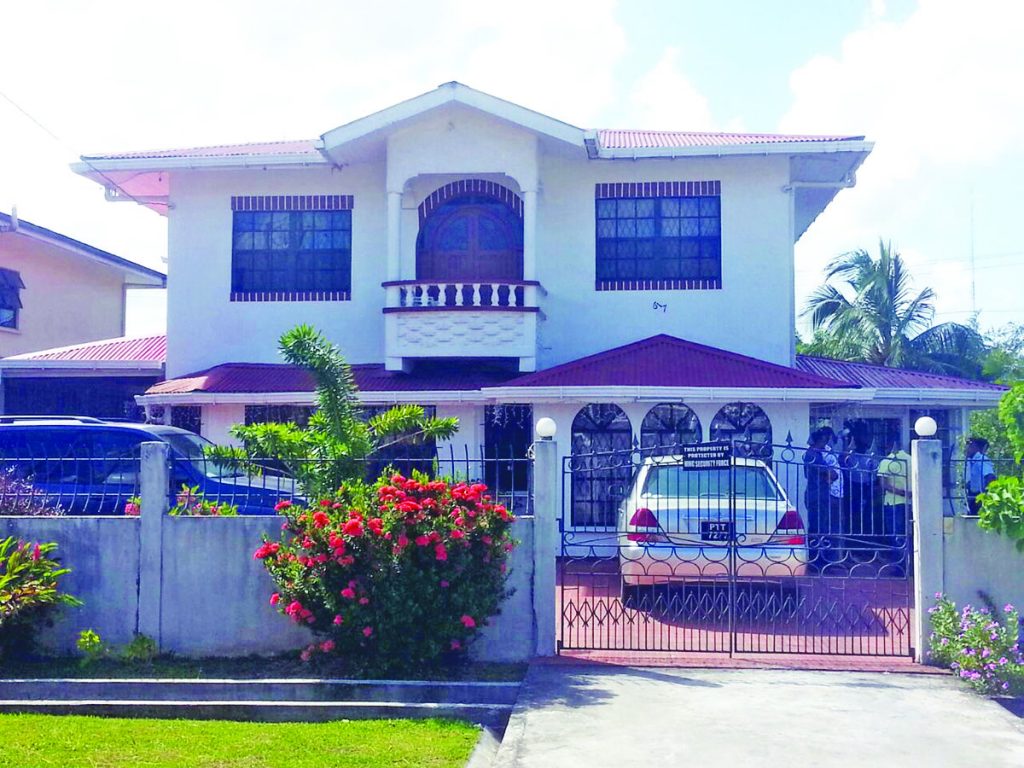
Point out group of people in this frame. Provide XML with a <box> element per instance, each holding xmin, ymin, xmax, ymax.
<box><xmin>802</xmin><ymin>425</ymin><xmax>911</xmax><ymax>573</ymax></box>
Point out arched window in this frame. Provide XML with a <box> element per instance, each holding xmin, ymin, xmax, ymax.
<box><xmin>710</xmin><ymin>402</ymin><xmax>773</xmax><ymax>456</ymax></box>
<box><xmin>570</xmin><ymin>404</ymin><xmax>633</xmax><ymax>527</ymax></box>
<box><xmin>640</xmin><ymin>403</ymin><xmax>702</xmax><ymax>455</ymax></box>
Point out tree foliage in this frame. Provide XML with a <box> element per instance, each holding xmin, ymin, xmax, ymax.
<box><xmin>977</xmin><ymin>384</ymin><xmax>1024</xmax><ymax>550</ymax></box>
<box><xmin>210</xmin><ymin>325</ymin><xmax>459</xmax><ymax>498</ymax></box>
<box><xmin>802</xmin><ymin>240</ymin><xmax>985</xmax><ymax>377</ymax></box>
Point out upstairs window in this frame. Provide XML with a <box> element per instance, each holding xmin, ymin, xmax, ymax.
<box><xmin>0</xmin><ymin>268</ymin><xmax>24</xmax><ymax>329</ymax></box>
<box><xmin>230</xmin><ymin>195</ymin><xmax>354</xmax><ymax>301</ymax></box>
<box><xmin>594</xmin><ymin>181</ymin><xmax>721</xmax><ymax>290</ymax></box>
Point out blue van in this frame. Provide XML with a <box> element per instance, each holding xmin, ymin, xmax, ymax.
<box><xmin>0</xmin><ymin>416</ymin><xmax>298</xmax><ymax>515</ymax></box>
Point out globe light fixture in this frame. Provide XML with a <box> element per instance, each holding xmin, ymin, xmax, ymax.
<box><xmin>914</xmin><ymin>415</ymin><xmax>938</xmax><ymax>438</ymax></box>
<box><xmin>535</xmin><ymin>417</ymin><xmax>557</xmax><ymax>440</ymax></box>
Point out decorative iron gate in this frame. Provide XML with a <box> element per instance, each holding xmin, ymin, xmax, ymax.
<box><xmin>558</xmin><ymin>439</ymin><xmax>913</xmax><ymax>656</ymax></box>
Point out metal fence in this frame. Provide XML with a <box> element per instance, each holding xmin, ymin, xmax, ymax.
<box><xmin>559</xmin><ymin>439</ymin><xmax>913</xmax><ymax>656</ymax></box>
<box><xmin>943</xmin><ymin>455</ymin><xmax>1022</xmax><ymax>517</ymax></box>
<box><xmin>0</xmin><ymin>444</ymin><xmax>534</xmax><ymax>517</ymax></box>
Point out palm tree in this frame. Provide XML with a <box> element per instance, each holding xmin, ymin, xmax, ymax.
<box><xmin>803</xmin><ymin>240</ymin><xmax>985</xmax><ymax>377</ymax></box>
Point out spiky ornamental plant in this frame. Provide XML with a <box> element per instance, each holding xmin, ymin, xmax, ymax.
<box><xmin>209</xmin><ymin>325</ymin><xmax>459</xmax><ymax>499</ymax></box>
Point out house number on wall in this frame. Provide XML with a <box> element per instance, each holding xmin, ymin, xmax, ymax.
<box><xmin>652</xmin><ymin>301</ymin><xmax>668</xmax><ymax>313</ymax></box>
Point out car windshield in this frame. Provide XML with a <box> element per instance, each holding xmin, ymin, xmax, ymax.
<box><xmin>161</xmin><ymin>432</ymin><xmax>245</xmax><ymax>480</ymax></box>
<box><xmin>641</xmin><ymin>465</ymin><xmax>782</xmax><ymax>501</ymax></box>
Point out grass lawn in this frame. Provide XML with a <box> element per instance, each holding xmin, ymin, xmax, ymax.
<box><xmin>0</xmin><ymin>714</ymin><xmax>479</xmax><ymax>767</ymax></box>
<box><xmin>0</xmin><ymin>656</ymin><xmax>526</xmax><ymax>682</ymax></box>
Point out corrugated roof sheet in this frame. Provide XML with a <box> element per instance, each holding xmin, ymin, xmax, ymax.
<box><xmin>503</xmin><ymin>335</ymin><xmax>854</xmax><ymax>389</ymax></box>
<box><xmin>794</xmin><ymin>355</ymin><xmax>1007</xmax><ymax>392</ymax></box>
<box><xmin>596</xmin><ymin>129</ymin><xmax>864</xmax><ymax>149</ymax></box>
<box><xmin>146</xmin><ymin>362</ymin><xmax>516</xmax><ymax>396</ymax></box>
<box><xmin>7</xmin><ymin>335</ymin><xmax>167</xmax><ymax>363</ymax></box>
<box><xmin>82</xmin><ymin>140</ymin><xmax>321</xmax><ymax>162</ymax></box>
<box><xmin>84</xmin><ymin>130</ymin><xmax>865</xmax><ymax>163</ymax></box>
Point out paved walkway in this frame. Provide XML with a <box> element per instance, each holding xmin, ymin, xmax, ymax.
<box><xmin>495</xmin><ymin>664</ymin><xmax>1024</xmax><ymax>767</ymax></box>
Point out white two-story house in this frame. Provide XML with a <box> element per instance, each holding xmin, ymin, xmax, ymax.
<box><xmin>74</xmin><ymin>82</ymin><xmax>1003</xmax><ymax>520</ymax></box>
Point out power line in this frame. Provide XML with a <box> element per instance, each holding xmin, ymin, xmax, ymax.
<box><xmin>0</xmin><ymin>88</ymin><xmax>154</xmax><ymax>211</ymax></box>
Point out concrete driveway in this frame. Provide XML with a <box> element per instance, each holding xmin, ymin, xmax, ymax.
<box><xmin>494</xmin><ymin>664</ymin><xmax>1024</xmax><ymax>767</ymax></box>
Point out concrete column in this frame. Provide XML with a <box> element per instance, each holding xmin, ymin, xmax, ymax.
<box><xmin>911</xmin><ymin>438</ymin><xmax>944</xmax><ymax>663</ymax></box>
<box><xmin>532</xmin><ymin>435</ymin><xmax>559</xmax><ymax>656</ymax></box>
<box><xmin>138</xmin><ymin>441</ymin><xmax>170</xmax><ymax>647</ymax></box>
<box><xmin>521</xmin><ymin>188</ymin><xmax>538</xmax><ymax>281</ymax></box>
<box><xmin>386</xmin><ymin>190</ymin><xmax>403</xmax><ymax>282</ymax></box>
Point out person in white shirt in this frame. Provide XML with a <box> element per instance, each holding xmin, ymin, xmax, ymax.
<box><xmin>964</xmin><ymin>437</ymin><xmax>996</xmax><ymax>515</ymax></box>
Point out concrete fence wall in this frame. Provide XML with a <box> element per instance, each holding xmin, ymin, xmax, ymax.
<box><xmin>1</xmin><ymin>443</ymin><xmax>539</xmax><ymax>661</ymax></box>
<box><xmin>943</xmin><ymin>517</ymin><xmax>1024</xmax><ymax>615</ymax></box>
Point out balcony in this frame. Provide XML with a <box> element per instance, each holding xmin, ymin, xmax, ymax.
<box><xmin>382</xmin><ymin>279</ymin><xmax>541</xmax><ymax>372</ymax></box>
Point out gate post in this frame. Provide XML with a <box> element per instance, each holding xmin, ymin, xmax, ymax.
<box><xmin>138</xmin><ymin>441</ymin><xmax>170</xmax><ymax>648</ymax></box>
<box><xmin>911</xmin><ymin>436</ymin><xmax>944</xmax><ymax>663</ymax></box>
<box><xmin>532</xmin><ymin>423</ymin><xmax>559</xmax><ymax>657</ymax></box>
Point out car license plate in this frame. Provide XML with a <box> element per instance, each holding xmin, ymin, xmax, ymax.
<box><xmin>700</xmin><ymin>521</ymin><xmax>734</xmax><ymax>542</ymax></box>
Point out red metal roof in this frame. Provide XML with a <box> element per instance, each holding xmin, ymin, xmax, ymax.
<box><xmin>795</xmin><ymin>355</ymin><xmax>1007</xmax><ymax>392</ymax></box>
<box><xmin>84</xmin><ymin>130</ymin><xmax>864</xmax><ymax>164</ymax></box>
<box><xmin>503</xmin><ymin>335</ymin><xmax>854</xmax><ymax>389</ymax></box>
<box><xmin>596</xmin><ymin>129</ymin><xmax>864</xmax><ymax>149</ymax></box>
<box><xmin>146</xmin><ymin>362</ymin><xmax>515</xmax><ymax>396</ymax></box>
<box><xmin>82</xmin><ymin>140</ymin><xmax>321</xmax><ymax>162</ymax></box>
<box><xmin>7</xmin><ymin>335</ymin><xmax>167</xmax><ymax>363</ymax></box>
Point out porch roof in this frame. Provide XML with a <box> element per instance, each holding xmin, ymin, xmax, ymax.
<box><xmin>501</xmin><ymin>335</ymin><xmax>854</xmax><ymax>390</ymax></box>
<box><xmin>794</xmin><ymin>355</ymin><xmax>1008</xmax><ymax>392</ymax></box>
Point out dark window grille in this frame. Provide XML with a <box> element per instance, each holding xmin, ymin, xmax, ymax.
<box><xmin>595</xmin><ymin>195</ymin><xmax>721</xmax><ymax>284</ymax></box>
<box><xmin>231</xmin><ymin>210</ymin><xmax>352</xmax><ymax>294</ymax></box>
<box><xmin>0</xmin><ymin>268</ymin><xmax>25</xmax><ymax>329</ymax></box>
<box><xmin>570</xmin><ymin>403</ymin><xmax>633</xmax><ymax>526</ymax></box>
<box><xmin>640</xmin><ymin>403</ymin><xmax>702</xmax><ymax>455</ymax></box>
<box><xmin>170</xmin><ymin>406</ymin><xmax>202</xmax><ymax>434</ymax></box>
<box><xmin>709</xmin><ymin>402</ymin><xmax>773</xmax><ymax>456</ymax></box>
<box><xmin>245</xmin><ymin>405</ymin><xmax>317</xmax><ymax>428</ymax></box>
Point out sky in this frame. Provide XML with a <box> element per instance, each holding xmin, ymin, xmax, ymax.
<box><xmin>1</xmin><ymin>0</ymin><xmax>1021</xmax><ymax>340</ymax></box>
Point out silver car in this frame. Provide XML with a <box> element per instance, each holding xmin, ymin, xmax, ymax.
<box><xmin>618</xmin><ymin>456</ymin><xmax>809</xmax><ymax>593</ymax></box>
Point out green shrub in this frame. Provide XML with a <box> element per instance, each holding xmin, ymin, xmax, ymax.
<box><xmin>169</xmin><ymin>485</ymin><xmax>238</xmax><ymax>517</ymax></box>
<box><xmin>929</xmin><ymin>594</ymin><xmax>1024</xmax><ymax>694</ymax></box>
<box><xmin>0</xmin><ymin>537</ymin><xmax>81</xmax><ymax>658</ymax></box>
<box><xmin>255</xmin><ymin>471</ymin><xmax>516</xmax><ymax>674</ymax></box>
<box><xmin>76</xmin><ymin>629</ymin><xmax>109</xmax><ymax>666</ymax></box>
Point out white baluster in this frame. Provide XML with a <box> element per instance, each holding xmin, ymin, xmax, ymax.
<box><xmin>471</xmin><ymin>284</ymin><xmax>481</xmax><ymax>307</ymax></box>
<box><xmin>454</xmin><ymin>283</ymin><xmax>464</xmax><ymax>306</ymax></box>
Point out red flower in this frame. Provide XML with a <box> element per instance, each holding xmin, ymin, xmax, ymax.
<box><xmin>274</xmin><ymin>500</ymin><xmax>292</xmax><ymax>512</ymax></box>
<box><xmin>343</xmin><ymin>519</ymin><xmax>364</xmax><ymax>537</ymax></box>
<box><xmin>359</xmin><ymin>597</ymin><xmax>369</xmax><ymax>605</ymax></box>
<box><xmin>363</xmin><ymin>626</ymin><xmax>374</xmax><ymax>637</ymax></box>
<box><xmin>333</xmin><ymin>614</ymin><xmax>343</xmax><ymax>625</ymax></box>
<box><xmin>440</xmin><ymin>580</ymin><xmax>450</xmax><ymax>588</ymax></box>
<box><xmin>428</xmin><ymin>531</ymin><xmax>442</xmax><ymax>543</ymax></box>
<box><xmin>341</xmin><ymin>587</ymin><xmax>356</xmax><ymax>600</ymax></box>
<box><xmin>450</xmin><ymin>640</ymin><xmax>461</xmax><ymax>651</ymax></box>
<box><xmin>451</xmin><ymin>529</ymin><xmax>465</xmax><ymax>539</ymax></box>
<box><xmin>270</xmin><ymin>593</ymin><xmax>280</xmax><ymax>606</ymax></box>
<box><xmin>319</xmin><ymin>499</ymin><xmax>331</xmax><ymax>507</ymax></box>
<box><xmin>460</xmin><ymin>615</ymin><xmax>476</xmax><ymax>628</ymax></box>
<box><xmin>312</xmin><ymin>511</ymin><xmax>330</xmax><ymax>529</ymax></box>
<box><xmin>320</xmin><ymin>639</ymin><xmax>336</xmax><ymax>653</ymax></box>
<box><xmin>397</xmin><ymin>533</ymin><xmax>409</xmax><ymax>549</ymax></box>
<box><xmin>367</xmin><ymin>517</ymin><xmax>384</xmax><ymax>535</ymax></box>
<box><xmin>434</xmin><ymin>543</ymin><xmax>448</xmax><ymax>561</ymax></box>
<box><xmin>482</xmin><ymin>535</ymin><xmax>493</xmax><ymax>545</ymax></box>
<box><xmin>415</xmin><ymin>535</ymin><xmax>430</xmax><ymax>547</ymax></box>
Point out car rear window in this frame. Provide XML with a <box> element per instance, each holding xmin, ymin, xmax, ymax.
<box><xmin>642</xmin><ymin>465</ymin><xmax>782</xmax><ymax>500</ymax></box>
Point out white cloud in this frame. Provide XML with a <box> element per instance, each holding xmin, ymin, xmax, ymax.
<box><xmin>626</xmin><ymin>47</ymin><xmax>716</xmax><ymax>131</ymax></box>
<box><xmin>784</xmin><ymin>0</ymin><xmax>1024</xmax><ymax>333</ymax></box>
<box><xmin>0</xmin><ymin>0</ymin><xmax>630</xmax><ymax>335</ymax></box>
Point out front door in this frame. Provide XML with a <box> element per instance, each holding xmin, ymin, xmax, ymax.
<box><xmin>416</xmin><ymin>195</ymin><xmax>524</xmax><ymax>281</ymax></box>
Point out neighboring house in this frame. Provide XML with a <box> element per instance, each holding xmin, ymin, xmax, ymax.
<box><xmin>0</xmin><ymin>335</ymin><xmax>165</xmax><ymax>420</ymax></box>
<box><xmin>0</xmin><ymin>211</ymin><xmax>166</xmax><ymax>358</ymax></box>
<box><xmin>73</xmin><ymin>82</ymin><xmax>1003</xmax><ymax>516</ymax></box>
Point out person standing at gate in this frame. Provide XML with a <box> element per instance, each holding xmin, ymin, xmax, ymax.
<box><xmin>877</xmin><ymin>434</ymin><xmax>911</xmax><ymax>576</ymax></box>
<box><xmin>803</xmin><ymin>429</ymin><xmax>840</xmax><ymax>571</ymax></box>
<box><xmin>964</xmin><ymin>437</ymin><xmax>997</xmax><ymax>515</ymax></box>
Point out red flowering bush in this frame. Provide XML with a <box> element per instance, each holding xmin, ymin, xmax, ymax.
<box><xmin>255</xmin><ymin>472</ymin><xmax>516</xmax><ymax>673</ymax></box>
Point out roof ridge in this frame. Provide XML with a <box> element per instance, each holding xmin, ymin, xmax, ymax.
<box><xmin>81</xmin><ymin>138</ymin><xmax>317</xmax><ymax>159</ymax></box>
